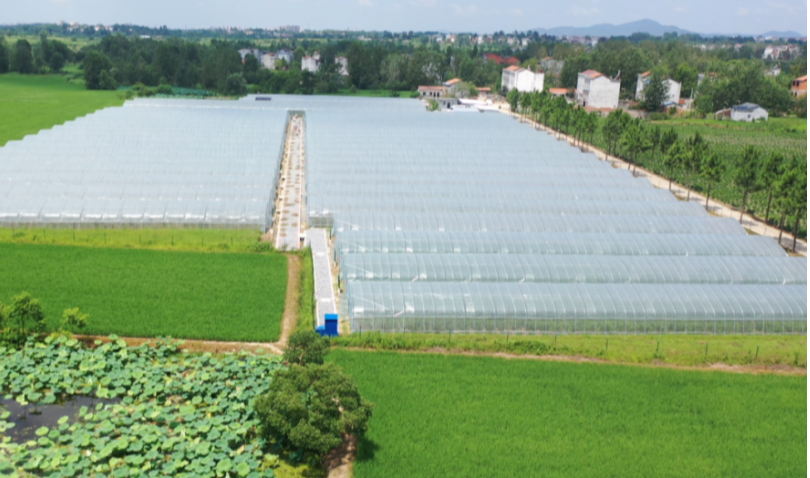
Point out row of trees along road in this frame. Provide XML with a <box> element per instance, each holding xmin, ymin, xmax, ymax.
<box><xmin>510</xmin><ymin>89</ymin><xmax>807</xmax><ymax>251</ymax></box>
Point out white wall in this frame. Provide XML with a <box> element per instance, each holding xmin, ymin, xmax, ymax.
<box><xmin>261</xmin><ymin>54</ymin><xmax>276</xmax><ymax>70</ymax></box>
<box><xmin>585</xmin><ymin>76</ymin><xmax>620</xmax><ymax>109</ymax></box>
<box><xmin>501</xmin><ymin>70</ymin><xmax>517</xmax><ymax>91</ymax></box>
<box><xmin>516</xmin><ymin>70</ymin><xmax>544</xmax><ymax>93</ymax></box>
<box><xmin>302</xmin><ymin>57</ymin><xmax>319</xmax><ymax>73</ymax></box>
<box><xmin>731</xmin><ymin>108</ymin><xmax>768</xmax><ymax>122</ymax></box>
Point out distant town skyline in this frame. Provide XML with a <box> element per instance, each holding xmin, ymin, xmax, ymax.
<box><xmin>3</xmin><ymin>0</ymin><xmax>806</xmax><ymax>36</ymax></box>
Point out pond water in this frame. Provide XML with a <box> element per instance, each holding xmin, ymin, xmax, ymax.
<box><xmin>0</xmin><ymin>396</ymin><xmax>119</xmax><ymax>443</ymax></box>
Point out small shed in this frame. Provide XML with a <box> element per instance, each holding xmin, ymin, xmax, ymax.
<box><xmin>730</xmin><ymin>103</ymin><xmax>768</xmax><ymax>122</ymax></box>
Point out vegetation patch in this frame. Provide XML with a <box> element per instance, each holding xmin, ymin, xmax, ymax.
<box><xmin>330</xmin><ymin>350</ymin><xmax>807</xmax><ymax>478</ymax></box>
<box><xmin>0</xmin><ymin>73</ymin><xmax>123</xmax><ymax>146</ymax></box>
<box><xmin>331</xmin><ymin>332</ymin><xmax>807</xmax><ymax>368</ymax></box>
<box><xmin>0</xmin><ymin>243</ymin><xmax>287</xmax><ymax>342</ymax></box>
<box><xmin>0</xmin><ymin>336</ymin><xmax>285</xmax><ymax>477</ymax></box>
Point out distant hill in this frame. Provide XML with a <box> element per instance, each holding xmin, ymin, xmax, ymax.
<box><xmin>531</xmin><ymin>19</ymin><xmax>805</xmax><ymax>38</ymax></box>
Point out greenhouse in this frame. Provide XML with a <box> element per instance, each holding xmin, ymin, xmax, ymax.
<box><xmin>343</xmin><ymin>282</ymin><xmax>807</xmax><ymax>334</ymax></box>
<box><xmin>339</xmin><ymin>254</ymin><xmax>807</xmax><ymax>285</ymax></box>
<box><xmin>0</xmin><ymin>99</ymin><xmax>289</xmax><ymax>229</ymax></box>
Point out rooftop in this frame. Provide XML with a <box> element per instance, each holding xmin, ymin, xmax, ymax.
<box><xmin>580</xmin><ymin>70</ymin><xmax>602</xmax><ymax>78</ymax></box>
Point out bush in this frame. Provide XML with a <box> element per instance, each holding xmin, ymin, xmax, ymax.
<box><xmin>284</xmin><ymin>329</ymin><xmax>330</xmax><ymax>366</ymax></box>
<box><xmin>224</xmin><ymin>73</ymin><xmax>248</xmax><ymax>96</ymax></box>
<box><xmin>254</xmin><ymin>362</ymin><xmax>374</xmax><ymax>458</ymax></box>
<box><xmin>0</xmin><ymin>292</ymin><xmax>46</xmax><ymax>347</ymax></box>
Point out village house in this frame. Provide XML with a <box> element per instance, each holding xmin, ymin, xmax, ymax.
<box><xmin>237</xmin><ymin>48</ymin><xmax>263</xmax><ymax>63</ymax></box>
<box><xmin>302</xmin><ymin>55</ymin><xmax>320</xmax><ymax>73</ymax></box>
<box><xmin>417</xmin><ymin>86</ymin><xmax>444</xmax><ymax>99</ymax></box>
<box><xmin>335</xmin><ymin>56</ymin><xmax>349</xmax><ymax>76</ymax></box>
<box><xmin>443</xmin><ymin>78</ymin><xmax>464</xmax><ymax>96</ymax></box>
<box><xmin>791</xmin><ymin>76</ymin><xmax>807</xmax><ymax>97</ymax></box>
<box><xmin>483</xmin><ymin>53</ymin><xmax>502</xmax><ymax>65</ymax></box>
<box><xmin>635</xmin><ymin>72</ymin><xmax>682</xmax><ymax>104</ymax></box>
<box><xmin>501</xmin><ymin>66</ymin><xmax>544</xmax><ymax>93</ymax></box>
<box><xmin>716</xmin><ymin>103</ymin><xmax>769</xmax><ymax>122</ymax></box>
<box><xmin>576</xmin><ymin>70</ymin><xmax>620</xmax><ymax>109</ymax></box>
<box><xmin>260</xmin><ymin>52</ymin><xmax>277</xmax><ymax>70</ymax></box>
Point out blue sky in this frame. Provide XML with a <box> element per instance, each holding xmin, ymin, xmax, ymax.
<box><xmin>3</xmin><ymin>0</ymin><xmax>807</xmax><ymax>35</ymax></box>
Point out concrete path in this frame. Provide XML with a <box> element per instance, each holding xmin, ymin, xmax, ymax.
<box><xmin>500</xmin><ymin>105</ymin><xmax>807</xmax><ymax>257</ymax></box>
<box><xmin>309</xmin><ymin>228</ymin><xmax>337</xmax><ymax>328</ymax></box>
<box><xmin>274</xmin><ymin>115</ymin><xmax>305</xmax><ymax>251</ymax></box>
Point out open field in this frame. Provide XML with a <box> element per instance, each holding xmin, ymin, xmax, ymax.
<box><xmin>0</xmin><ymin>227</ymin><xmax>265</xmax><ymax>253</ymax></box>
<box><xmin>332</xmin><ymin>332</ymin><xmax>807</xmax><ymax>368</ymax></box>
<box><xmin>0</xmin><ymin>242</ymin><xmax>287</xmax><ymax>341</ymax></box>
<box><xmin>330</xmin><ymin>350</ymin><xmax>807</xmax><ymax>478</ymax></box>
<box><xmin>0</xmin><ymin>73</ymin><xmax>124</xmax><ymax>146</ymax></box>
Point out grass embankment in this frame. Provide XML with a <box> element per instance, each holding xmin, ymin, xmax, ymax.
<box><xmin>330</xmin><ymin>350</ymin><xmax>807</xmax><ymax>478</ymax></box>
<box><xmin>0</xmin><ymin>227</ymin><xmax>265</xmax><ymax>253</ymax></box>
<box><xmin>297</xmin><ymin>248</ymin><xmax>315</xmax><ymax>331</ymax></box>
<box><xmin>0</xmin><ymin>242</ymin><xmax>287</xmax><ymax>342</ymax></box>
<box><xmin>0</xmin><ymin>73</ymin><xmax>124</xmax><ymax>146</ymax></box>
<box><xmin>332</xmin><ymin>332</ymin><xmax>807</xmax><ymax>368</ymax></box>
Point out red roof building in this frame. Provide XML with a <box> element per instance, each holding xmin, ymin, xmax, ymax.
<box><xmin>483</xmin><ymin>53</ymin><xmax>502</xmax><ymax>64</ymax></box>
<box><xmin>503</xmin><ymin>56</ymin><xmax>520</xmax><ymax>66</ymax></box>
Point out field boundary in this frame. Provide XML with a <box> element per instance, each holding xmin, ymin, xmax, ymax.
<box><xmin>500</xmin><ymin>105</ymin><xmax>808</xmax><ymax>256</ymax></box>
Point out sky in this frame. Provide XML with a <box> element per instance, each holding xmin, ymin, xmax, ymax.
<box><xmin>2</xmin><ymin>0</ymin><xmax>807</xmax><ymax>35</ymax></box>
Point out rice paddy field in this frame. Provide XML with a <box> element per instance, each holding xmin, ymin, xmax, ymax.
<box><xmin>0</xmin><ymin>242</ymin><xmax>287</xmax><ymax>341</ymax></box>
<box><xmin>0</xmin><ymin>73</ymin><xmax>124</xmax><ymax>146</ymax></box>
<box><xmin>330</xmin><ymin>350</ymin><xmax>807</xmax><ymax>478</ymax></box>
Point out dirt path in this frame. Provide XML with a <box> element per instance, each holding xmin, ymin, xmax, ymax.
<box><xmin>336</xmin><ymin>346</ymin><xmax>807</xmax><ymax>376</ymax></box>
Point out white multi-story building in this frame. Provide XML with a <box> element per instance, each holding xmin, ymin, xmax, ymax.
<box><xmin>576</xmin><ymin>70</ymin><xmax>620</xmax><ymax>109</ymax></box>
<box><xmin>302</xmin><ymin>56</ymin><xmax>320</xmax><ymax>73</ymax></box>
<box><xmin>335</xmin><ymin>56</ymin><xmax>349</xmax><ymax>76</ymax></box>
<box><xmin>501</xmin><ymin>66</ymin><xmax>544</xmax><ymax>93</ymax></box>
<box><xmin>238</xmin><ymin>48</ymin><xmax>263</xmax><ymax>63</ymax></box>
<box><xmin>276</xmin><ymin>49</ymin><xmax>293</xmax><ymax>64</ymax></box>
<box><xmin>635</xmin><ymin>72</ymin><xmax>682</xmax><ymax>104</ymax></box>
<box><xmin>261</xmin><ymin>53</ymin><xmax>277</xmax><ymax>70</ymax></box>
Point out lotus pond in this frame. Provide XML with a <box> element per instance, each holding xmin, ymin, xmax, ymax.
<box><xmin>0</xmin><ymin>336</ymin><xmax>285</xmax><ymax>477</ymax></box>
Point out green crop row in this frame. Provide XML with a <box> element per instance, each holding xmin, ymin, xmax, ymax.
<box><xmin>0</xmin><ymin>242</ymin><xmax>287</xmax><ymax>342</ymax></box>
<box><xmin>330</xmin><ymin>350</ymin><xmax>807</xmax><ymax>478</ymax></box>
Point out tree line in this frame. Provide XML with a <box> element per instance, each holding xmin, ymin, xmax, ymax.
<box><xmin>509</xmin><ymin>89</ymin><xmax>807</xmax><ymax>248</ymax></box>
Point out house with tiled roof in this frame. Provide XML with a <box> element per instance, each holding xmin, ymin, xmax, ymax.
<box><xmin>417</xmin><ymin>85</ymin><xmax>445</xmax><ymax>99</ymax></box>
<box><xmin>635</xmin><ymin>71</ymin><xmax>681</xmax><ymax>104</ymax></box>
<box><xmin>576</xmin><ymin>70</ymin><xmax>620</xmax><ymax>109</ymax></box>
<box><xmin>791</xmin><ymin>75</ymin><xmax>807</xmax><ymax>97</ymax></box>
<box><xmin>503</xmin><ymin>56</ymin><xmax>520</xmax><ymax>66</ymax></box>
<box><xmin>483</xmin><ymin>53</ymin><xmax>502</xmax><ymax>65</ymax></box>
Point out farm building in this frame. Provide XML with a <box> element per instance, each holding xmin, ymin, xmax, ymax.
<box><xmin>501</xmin><ymin>66</ymin><xmax>544</xmax><ymax>93</ymax></box>
<box><xmin>716</xmin><ymin>103</ymin><xmax>769</xmax><ymax>122</ymax></box>
<box><xmin>576</xmin><ymin>70</ymin><xmax>620</xmax><ymax>109</ymax></box>
<box><xmin>635</xmin><ymin>72</ymin><xmax>682</xmax><ymax>104</ymax></box>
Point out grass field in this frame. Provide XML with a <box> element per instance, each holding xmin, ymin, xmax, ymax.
<box><xmin>0</xmin><ymin>73</ymin><xmax>124</xmax><ymax>146</ymax></box>
<box><xmin>0</xmin><ymin>242</ymin><xmax>287</xmax><ymax>341</ymax></box>
<box><xmin>332</xmin><ymin>332</ymin><xmax>807</xmax><ymax>367</ymax></box>
<box><xmin>0</xmin><ymin>227</ymin><xmax>265</xmax><ymax>253</ymax></box>
<box><xmin>330</xmin><ymin>350</ymin><xmax>807</xmax><ymax>478</ymax></box>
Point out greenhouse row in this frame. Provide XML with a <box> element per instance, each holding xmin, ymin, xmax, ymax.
<box><xmin>334</xmin><ymin>231</ymin><xmax>787</xmax><ymax>257</ymax></box>
<box><xmin>343</xmin><ymin>282</ymin><xmax>807</xmax><ymax>334</ymax></box>
<box><xmin>0</xmin><ymin>99</ymin><xmax>290</xmax><ymax>229</ymax></box>
<box><xmin>339</xmin><ymin>254</ymin><xmax>807</xmax><ymax>285</ymax></box>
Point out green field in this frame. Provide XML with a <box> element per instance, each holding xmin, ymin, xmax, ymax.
<box><xmin>0</xmin><ymin>242</ymin><xmax>287</xmax><ymax>341</ymax></box>
<box><xmin>0</xmin><ymin>73</ymin><xmax>124</xmax><ymax>146</ymax></box>
<box><xmin>330</xmin><ymin>350</ymin><xmax>807</xmax><ymax>478</ymax></box>
<box><xmin>332</xmin><ymin>332</ymin><xmax>807</xmax><ymax>367</ymax></box>
<box><xmin>0</xmin><ymin>227</ymin><xmax>265</xmax><ymax>253</ymax></box>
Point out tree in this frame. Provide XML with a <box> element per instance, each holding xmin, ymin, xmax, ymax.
<box><xmin>0</xmin><ymin>38</ymin><xmax>10</xmax><ymax>74</ymax></box>
<box><xmin>506</xmin><ymin>88</ymin><xmax>519</xmax><ymax>112</ymax></box>
<box><xmin>60</xmin><ymin>308</ymin><xmax>89</xmax><ymax>333</ymax></box>
<box><xmin>758</xmin><ymin>152</ymin><xmax>783</xmax><ymax>224</ymax></box>
<box><xmin>224</xmin><ymin>72</ymin><xmax>248</xmax><ymax>96</ymax></box>
<box><xmin>601</xmin><ymin>109</ymin><xmax>628</xmax><ymax>157</ymax></box>
<box><xmin>283</xmin><ymin>329</ymin><xmax>330</xmax><ymax>366</ymax></box>
<box><xmin>647</xmin><ymin>126</ymin><xmax>661</xmax><ymax>161</ymax></box>
<box><xmin>663</xmin><ymin>140</ymin><xmax>686</xmax><ymax>191</ymax></box>
<box><xmin>640</xmin><ymin>74</ymin><xmax>667</xmax><ymax>112</ymax></box>
<box><xmin>1</xmin><ymin>292</ymin><xmax>46</xmax><ymax>347</ymax></box>
<box><xmin>13</xmin><ymin>39</ymin><xmax>34</xmax><ymax>74</ymax></box>
<box><xmin>620</xmin><ymin>122</ymin><xmax>651</xmax><ymax>173</ymax></box>
<box><xmin>49</xmin><ymin>51</ymin><xmax>65</xmax><ymax>72</ymax></box>
<box><xmin>699</xmin><ymin>152</ymin><xmax>723</xmax><ymax>210</ymax></box>
<box><xmin>254</xmin><ymin>363</ymin><xmax>374</xmax><ymax>458</ymax></box>
<box><xmin>83</xmin><ymin>51</ymin><xmax>115</xmax><ymax>90</ymax></box>
<box><xmin>684</xmin><ymin>132</ymin><xmax>707</xmax><ymax>200</ymax></box>
<box><xmin>733</xmin><ymin>145</ymin><xmax>761</xmax><ymax>223</ymax></box>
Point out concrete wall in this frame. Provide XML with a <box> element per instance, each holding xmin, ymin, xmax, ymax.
<box><xmin>502</xmin><ymin>70</ymin><xmax>517</xmax><ymax>91</ymax></box>
<box><xmin>302</xmin><ymin>57</ymin><xmax>319</xmax><ymax>73</ymax></box>
<box><xmin>732</xmin><ymin>108</ymin><xmax>768</xmax><ymax>122</ymax></box>
<box><xmin>585</xmin><ymin>76</ymin><xmax>620</xmax><ymax>109</ymax></box>
<box><xmin>516</xmin><ymin>71</ymin><xmax>544</xmax><ymax>93</ymax></box>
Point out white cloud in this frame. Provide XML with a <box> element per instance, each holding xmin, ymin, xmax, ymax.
<box><xmin>450</xmin><ymin>3</ymin><xmax>478</xmax><ymax>15</ymax></box>
<box><xmin>357</xmin><ymin>0</ymin><xmax>373</xmax><ymax>7</ymax></box>
<box><xmin>736</xmin><ymin>7</ymin><xmax>749</xmax><ymax>16</ymax></box>
<box><xmin>570</xmin><ymin>5</ymin><xmax>600</xmax><ymax>16</ymax></box>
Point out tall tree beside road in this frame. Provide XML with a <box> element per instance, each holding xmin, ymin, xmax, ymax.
<box><xmin>733</xmin><ymin>145</ymin><xmax>761</xmax><ymax>223</ymax></box>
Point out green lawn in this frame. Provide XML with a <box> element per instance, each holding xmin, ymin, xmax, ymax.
<box><xmin>0</xmin><ymin>242</ymin><xmax>287</xmax><ymax>341</ymax></box>
<box><xmin>330</xmin><ymin>350</ymin><xmax>807</xmax><ymax>478</ymax></box>
<box><xmin>0</xmin><ymin>73</ymin><xmax>124</xmax><ymax>146</ymax></box>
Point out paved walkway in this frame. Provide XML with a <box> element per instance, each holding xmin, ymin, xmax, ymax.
<box><xmin>500</xmin><ymin>105</ymin><xmax>807</xmax><ymax>257</ymax></box>
<box><xmin>275</xmin><ymin>115</ymin><xmax>305</xmax><ymax>250</ymax></box>
<box><xmin>309</xmin><ymin>228</ymin><xmax>337</xmax><ymax>328</ymax></box>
